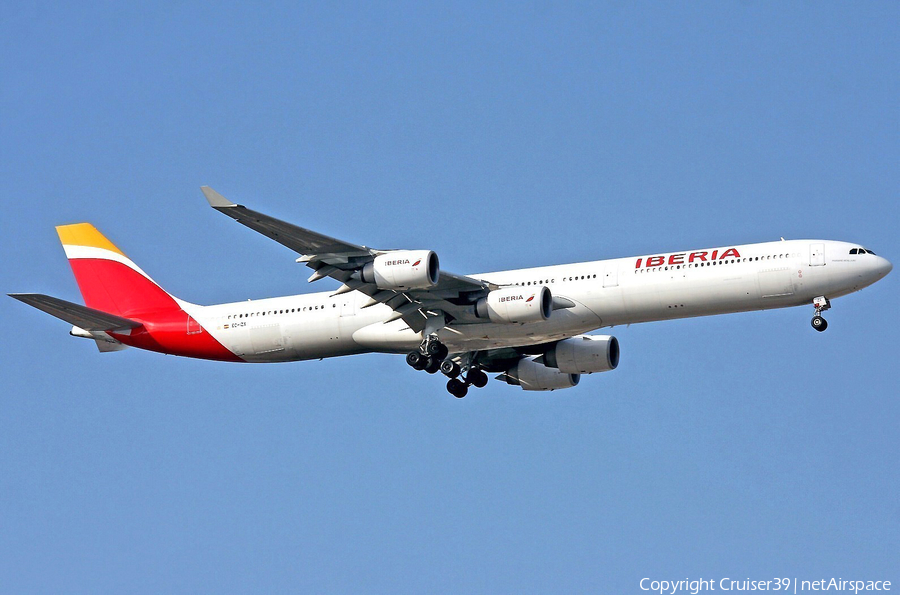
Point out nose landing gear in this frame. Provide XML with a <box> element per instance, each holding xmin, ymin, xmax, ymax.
<box><xmin>811</xmin><ymin>296</ymin><xmax>831</xmax><ymax>332</ymax></box>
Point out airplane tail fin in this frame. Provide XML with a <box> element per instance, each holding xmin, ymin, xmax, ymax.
<box><xmin>56</xmin><ymin>223</ymin><xmax>183</xmax><ymax>318</ymax></box>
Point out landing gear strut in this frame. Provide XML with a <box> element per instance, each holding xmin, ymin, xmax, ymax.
<box><xmin>811</xmin><ymin>296</ymin><xmax>830</xmax><ymax>332</ymax></box>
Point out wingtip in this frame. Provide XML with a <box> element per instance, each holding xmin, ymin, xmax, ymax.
<box><xmin>201</xmin><ymin>186</ymin><xmax>236</xmax><ymax>208</ymax></box>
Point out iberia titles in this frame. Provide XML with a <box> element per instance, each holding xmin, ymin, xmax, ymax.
<box><xmin>635</xmin><ymin>248</ymin><xmax>741</xmax><ymax>269</ymax></box>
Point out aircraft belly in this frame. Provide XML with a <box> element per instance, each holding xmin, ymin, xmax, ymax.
<box><xmin>439</xmin><ymin>301</ymin><xmax>602</xmax><ymax>352</ymax></box>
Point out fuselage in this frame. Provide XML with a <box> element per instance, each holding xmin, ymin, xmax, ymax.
<box><xmin>168</xmin><ymin>239</ymin><xmax>891</xmax><ymax>363</ymax></box>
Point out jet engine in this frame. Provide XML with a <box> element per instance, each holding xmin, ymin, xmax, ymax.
<box><xmin>475</xmin><ymin>286</ymin><xmax>553</xmax><ymax>324</ymax></box>
<box><xmin>542</xmin><ymin>335</ymin><xmax>619</xmax><ymax>374</ymax></box>
<box><xmin>498</xmin><ymin>357</ymin><xmax>580</xmax><ymax>391</ymax></box>
<box><xmin>361</xmin><ymin>250</ymin><xmax>439</xmax><ymax>290</ymax></box>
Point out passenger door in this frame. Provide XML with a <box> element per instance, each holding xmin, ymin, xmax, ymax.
<box><xmin>810</xmin><ymin>243</ymin><xmax>826</xmax><ymax>267</ymax></box>
<box><xmin>603</xmin><ymin>263</ymin><xmax>619</xmax><ymax>288</ymax></box>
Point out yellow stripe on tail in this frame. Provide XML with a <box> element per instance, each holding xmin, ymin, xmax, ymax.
<box><xmin>56</xmin><ymin>223</ymin><xmax>127</xmax><ymax>257</ymax></box>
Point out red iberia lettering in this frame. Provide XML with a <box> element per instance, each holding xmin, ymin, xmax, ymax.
<box><xmin>719</xmin><ymin>248</ymin><xmax>740</xmax><ymax>259</ymax></box>
<box><xmin>634</xmin><ymin>247</ymin><xmax>740</xmax><ymax>269</ymax></box>
<box><xmin>689</xmin><ymin>251</ymin><xmax>708</xmax><ymax>262</ymax></box>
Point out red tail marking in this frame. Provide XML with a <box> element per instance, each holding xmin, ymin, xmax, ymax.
<box><xmin>69</xmin><ymin>258</ymin><xmax>241</xmax><ymax>362</ymax></box>
<box><xmin>68</xmin><ymin>259</ymin><xmax>177</xmax><ymax>316</ymax></box>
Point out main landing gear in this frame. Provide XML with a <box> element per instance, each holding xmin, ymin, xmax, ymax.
<box><xmin>406</xmin><ymin>335</ymin><xmax>488</xmax><ymax>398</ymax></box>
<box><xmin>405</xmin><ymin>334</ymin><xmax>448</xmax><ymax>373</ymax></box>
<box><xmin>443</xmin><ymin>367</ymin><xmax>487</xmax><ymax>398</ymax></box>
<box><xmin>811</xmin><ymin>296</ymin><xmax>831</xmax><ymax>332</ymax></box>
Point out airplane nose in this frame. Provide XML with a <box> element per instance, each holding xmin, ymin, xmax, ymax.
<box><xmin>876</xmin><ymin>256</ymin><xmax>893</xmax><ymax>278</ymax></box>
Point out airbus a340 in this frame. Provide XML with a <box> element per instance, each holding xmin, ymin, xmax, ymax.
<box><xmin>11</xmin><ymin>188</ymin><xmax>892</xmax><ymax>398</ymax></box>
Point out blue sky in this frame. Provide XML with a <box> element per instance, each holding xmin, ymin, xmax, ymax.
<box><xmin>1</xmin><ymin>2</ymin><xmax>897</xmax><ymax>592</ymax></box>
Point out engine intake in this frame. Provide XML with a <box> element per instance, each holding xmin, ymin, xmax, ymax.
<box><xmin>543</xmin><ymin>335</ymin><xmax>619</xmax><ymax>374</ymax></box>
<box><xmin>499</xmin><ymin>357</ymin><xmax>580</xmax><ymax>391</ymax></box>
<box><xmin>475</xmin><ymin>286</ymin><xmax>552</xmax><ymax>324</ymax></box>
<box><xmin>361</xmin><ymin>250</ymin><xmax>439</xmax><ymax>290</ymax></box>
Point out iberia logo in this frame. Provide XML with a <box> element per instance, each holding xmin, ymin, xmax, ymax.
<box><xmin>526</xmin><ymin>294</ymin><xmax>535</xmax><ymax>302</ymax></box>
<box><xmin>412</xmin><ymin>259</ymin><xmax>421</xmax><ymax>267</ymax></box>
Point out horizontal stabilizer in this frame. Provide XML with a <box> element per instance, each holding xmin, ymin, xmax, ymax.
<box><xmin>95</xmin><ymin>338</ymin><xmax>130</xmax><ymax>352</ymax></box>
<box><xmin>9</xmin><ymin>293</ymin><xmax>142</xmax><ymax>332</ymax></box>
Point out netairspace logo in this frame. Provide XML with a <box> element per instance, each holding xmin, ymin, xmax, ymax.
<box><xmin>639</xmin><ymin>577</ymin><xmax>891</xmax><ymax>594</ymax></box>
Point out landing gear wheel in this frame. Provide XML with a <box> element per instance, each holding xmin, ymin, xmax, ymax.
<box><xmin>425</xmin><ymin>340</ymin><xmax>448</xmax><ymax>361</ymax></box>
<box><xmin>406</xmin><ymin>351</ymin><xmax>427</xmax><ymax>370</ymax></box>
<box><xmin>467</xmin><ymin>368</ymin><xmax>488</xmax><ymax>388</ymax></box>
<box><xmin>424</xmin><ymin>356</ymin><xmax>441</xmax><ymax>374</ymax></box>
<box><xmin>440</xmin><ymin>360</ymin><xmax>461</xmax><ymax>377</ymax></box>
<box><xmin>811</xmin><ymin>316</ymin><xmax>828</xmax><ymax>332</ymax></box>
<box><xmin>447</xmin><ymin>378</ymin><xmax>468</xmax><ymax>398</ymax></box>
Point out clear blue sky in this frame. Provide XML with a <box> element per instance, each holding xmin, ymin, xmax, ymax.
<box><xmin>1</xmin><ymin>2</ymin><xmax>897</xmax><ymax>593</ymax></box>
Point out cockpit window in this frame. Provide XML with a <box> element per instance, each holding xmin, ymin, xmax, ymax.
<box><xmin>850</xmin><ymin>248</ymin><xmax>859</xmax><ymax>254</ymax></box>
<box><xmin>866</xmin><ymin>249</ymin><xmax>876</xmax><ymax>255</ymax></box>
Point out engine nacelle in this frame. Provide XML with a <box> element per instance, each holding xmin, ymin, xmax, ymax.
<box><xmin>475</xmin><ymin>286</ymin><xmax>552</xmax><ymax>324</ymax></box>
<box><xmin>361</xmin><ymin>250</ymin><xmax>439</xmax><ymax>290</ymax></box>
<box><xmin>543</xmin><ymin>335</ymin><xmax>619</xmax><ymax>374</ymax></box>
<box><xmin>500</xmin><ymin>357</ymin><xmax>580</xmax><ymax>391</ymax></box>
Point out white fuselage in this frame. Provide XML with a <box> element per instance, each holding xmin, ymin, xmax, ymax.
<box><xmin>188</xmin><ymin>239</ymin><xmax>891</xmax><ymax>362</ymax></box>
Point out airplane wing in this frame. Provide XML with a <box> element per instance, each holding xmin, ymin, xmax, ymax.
<box><xmin>9</xmin><ymin>293</ymin><xmax>142</xmax><ymax>332</ymax></box>
<box><xmin>201</xmin><ymin>187</ymin><xmax>492</xmax><ymax>332</ymax></box>
<box><xmin>201</xmin><ymin>186</ymin><xmax>371</xmax><ymax>259</ymax></box>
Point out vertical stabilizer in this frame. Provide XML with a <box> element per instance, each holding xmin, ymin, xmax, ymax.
<box><xmin>56</xmin><ymin>223</ymin><xmax>181</xmax><ymax>317</ymax></box>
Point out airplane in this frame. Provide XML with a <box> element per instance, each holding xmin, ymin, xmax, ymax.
<box><xmin>10</xmin><ymin>187</ymin><xmax>892</xmax><ymax>398</ymax></box>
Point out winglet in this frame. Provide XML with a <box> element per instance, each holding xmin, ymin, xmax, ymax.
<box><xmin>201</xmin><ymin>186</ymin><xmax>237</xmax><ymax>208</ymax></box>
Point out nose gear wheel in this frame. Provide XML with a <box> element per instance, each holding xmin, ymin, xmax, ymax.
<box><xmin>811</xmin><ymin>296</ymin><xmax>831</xmax><ymax>332</ymax></box>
